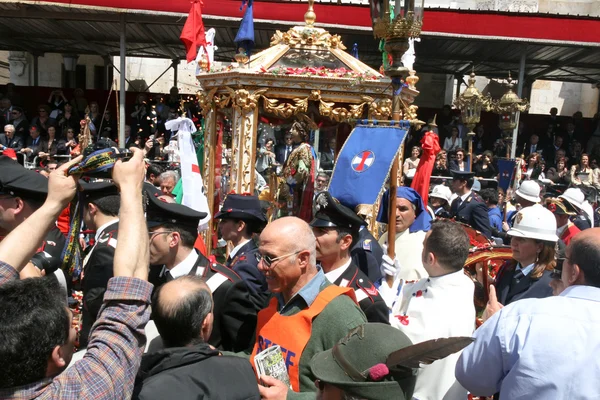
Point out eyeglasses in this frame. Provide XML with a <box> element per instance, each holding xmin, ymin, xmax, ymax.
<box><xmin>255</xmin><ymin>250</ymin><xmax>302</xmax><ymax>268</ymax></box>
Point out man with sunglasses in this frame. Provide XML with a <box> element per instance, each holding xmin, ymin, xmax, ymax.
<box><xmin>251</xmin><ymin>216</ymin><xmax>366</xmax><ymax>399</ymax></box>
<box><xmin>145</xmin><ymin>188</ymin><xmax>258</xmax><ymax>352</ymax></box>
<box><xmin>310</xmin><ymin>191</ymin><xmax>388</xmax><ymax>324</ymax></box>
<box><xmin>9</xmin><ymin>106</ymin><xmax>28</xmax><ymax>140</ymax></box>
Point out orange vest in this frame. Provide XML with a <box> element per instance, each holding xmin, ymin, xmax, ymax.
<box><xmin>250</xmin><ymin>285</ymin><xmax>355</xmax><ymax>392</ymax></box>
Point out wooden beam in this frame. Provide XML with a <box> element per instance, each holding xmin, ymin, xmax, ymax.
<box><xmin>528</xmin><ymin>48</ymin><xmax>597</xmax><ymax>80</ymax></box>
<box><xmin>135</xmin><ymin>23</ymin><xmax>180</xmax><ymax>60</ymax></box>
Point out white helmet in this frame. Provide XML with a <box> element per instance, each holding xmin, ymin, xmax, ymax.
<box><xmin>515</xmin><ymin>180</ymin><xmax>541</xmax><ymax>204</ymax></box>
<box><xmin>507</xmin><ymin>204</ymin><xmax>559</xmax><ymax>242</ymax></box>
<box><xmin>430</xmin><ymin>185</ymin><xmax>452</xmax><ymax>203</ymax></box>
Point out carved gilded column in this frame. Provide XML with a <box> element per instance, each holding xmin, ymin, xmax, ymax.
<box><xmin>229</xmin><ymin>88</ymin><xmax>266</xmax><ymax>194</ymax></box>
<box><xmin>202</xmin><ymin>106</ymin><xmax>217</xmax><ymax>252</ymax></box>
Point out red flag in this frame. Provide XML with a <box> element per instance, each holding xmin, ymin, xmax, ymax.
<box><xmin>180</xmin><ymin>0</ymin><xmax>208</xmax><ymax>63</ymax></box>
<box><xmin>410</xmin><ymin>130</ymin><xmax>440</xmax><ymax>206</ymax></box>
<box><xmin>2</xmin><ymin>148</ymin><xmax>17</xmax><ymax>160</ymax></box>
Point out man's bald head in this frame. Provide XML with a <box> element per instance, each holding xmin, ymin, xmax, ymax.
<box><xmin>566</xmin><ymin>228</ymin><xmax>600</xmax><ymax>288</ymax></box>
<box><xmin>152</xmin><ymin>276</ymin><xmax>213</xmax><ymax>347</ymax></box>
<box><xmin>261</xmin><ymin>216</ymin><xmax>317</xmax><ymax>266</ymax></box>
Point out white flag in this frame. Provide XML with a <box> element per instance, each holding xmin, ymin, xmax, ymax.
<box><xmin>165</xmin><ymin>117</ymin><xmax>211</xmax><ymax>231</ymax></box>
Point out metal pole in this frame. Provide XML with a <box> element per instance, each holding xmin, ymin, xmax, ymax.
<box><xmin>119</xmin><ymin>15</ymin><xmax>126</xmax><ymax>146</ymax></box>
<box><xmin>33</xmin><ymin>54</ymin><xmax>39</xmax><ymax>87</ymax></box>
<box><xmin>173</xmin><ymin>59</ymin><xmax>179</xmax><ymax>90</ymax></box>
<box><xmin>511</xmin><ymin>52</ymin><xmax>526</xmax><ymax>159</ymax></box>
<box><xmin>455</xmin><ymin>76</ymin><xmax>462</xmax><ymax>99</ymax></box>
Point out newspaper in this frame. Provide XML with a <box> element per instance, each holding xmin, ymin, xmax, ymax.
<box><xmin>254</xmin><ymin>345</ymin><xmax>291</xmax><ymax>388</ymax></box>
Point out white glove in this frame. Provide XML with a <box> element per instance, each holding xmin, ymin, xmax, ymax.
<box><xmin>380</xmin><ymin>244</ymin><xmax>402</xmax><ymax>279</ymax></box>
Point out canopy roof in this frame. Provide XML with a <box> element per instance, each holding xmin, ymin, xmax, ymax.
<box><xmin>0</xmin><ymin>0</ymin><xmax>598</xmax><ymax>84</ymax></box>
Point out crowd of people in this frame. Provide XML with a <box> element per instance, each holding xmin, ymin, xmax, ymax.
<box><xmin>1</xmin><ymin>81</ymin><xmax>600</xmax><ymax>399</ymax></box>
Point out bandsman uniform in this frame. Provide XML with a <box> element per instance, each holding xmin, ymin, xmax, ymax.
<box><xmin>547</xmin><ymin>198</ymin><xmax>581</xmax><ymax>247</ymax></box>
<box><xmin>310</xmin><ymin>191</ymin><xmax>389</xmax><ymax>324</ymax></box>
<box><xmin>145</xmin><ymin>190</ymin><xmax>258</xmax><ymax>352</ymax></box>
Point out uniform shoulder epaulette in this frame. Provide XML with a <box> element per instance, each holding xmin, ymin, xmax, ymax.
<box><xmin>210</xmin><ymin>262</ymin><xmax>242</xmax><ymax>283</ymax></box>
<box><xmin>362</xmin><ymin>239</ymin><xmax>372</xmax><ymax>251</ymax></box>
<box><xmin>354</xmin><ymin>270</ymin><xmax>382</xmax><ymax>303</ymax></box>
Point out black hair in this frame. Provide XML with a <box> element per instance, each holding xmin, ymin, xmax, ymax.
<box><xmin>334</xmin><ymin>226</ymin><xmax>359</xmax><ymax>249</ymax></box>
<box><xmin>479</xmin><ymin>188</ymin><xmax>499</xmax><ymax>205</ymax></box>
<box><xmin>0</xmin><ymin>277</ymin><xmax>69</xmax><ymax>388</ymax></box>
<box><xmin>425</xmin><ymin>220</ymin><xmax>470</xmax><ymax>272</ymax></box>
<box><xmin>146</xmin><ymin>163</ymin><xmax>164</xmax><ymax>181</ymax></box>
<box><xmin>570</xmin><ymin>235</ymin><xmax>600</xmax><ymax>288</ymax></box>
<box><xmin>161</xmin><ymin>222</ymin><xmax>197</xmax><ymax>248</ymax></box>
<box><xmin>231</xmin><ymin>218</ymin><xmax>266</xmax><ymax>235</ymax></box>
<box><xmin>152</xmin><ymin>276</ymin><xmax>213</xmax><ymax>348</ymax></box>
<box><xmin>89</xmin><ymin>194</ymin><xmax>120</xmax><ymax>217</ymax></box>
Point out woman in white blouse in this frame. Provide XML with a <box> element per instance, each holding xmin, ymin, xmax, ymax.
<box><xmin>443</xmin><ymin>126</ymin><xmax>462</xmax><ymax>152</ymax></box>
<box><xmin>403</xmin><ymin>146</ymin><xmax>421</xmax><ymax>178</ymax></box>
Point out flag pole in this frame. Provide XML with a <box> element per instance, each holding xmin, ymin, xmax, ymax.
<box><xmin>386</xmin><ymin>79</ymin><xmax>404</xmax><ymax>287</ymax></box>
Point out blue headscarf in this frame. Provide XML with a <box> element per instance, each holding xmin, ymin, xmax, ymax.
<box><xmin>376</xmin><ymin>187</ymin><xmax>432</xmax><ymax>233</ymax></box>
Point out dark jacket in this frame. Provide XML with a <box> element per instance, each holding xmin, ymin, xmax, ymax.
<box><xmin>24</xmin><ymin>136</ymin><xmax>48</xmax><ymax>162</ymax></box>
<box><xmin>450</xmin><ymin>192</ymin><xmax>492</xmax><ymax>239</ymax></box>
<box><xmin>473</xmin><ymin>162</ymin><xmax>497</xmax><ymax>179</ymax></box>
<box><xmin>332</xmin><ymin>262</ymin><xmax>389</xmax><ymax>325</ymax></box>
<box><xmin>227</xmin><ymin>240</ymin><xmax>270</xmax><ymax>311</ymax></box>
<box><xmin>153</xmin><ymin>252</ymin><xmax>259</xmax><ymax>352</ymax></box>
<box><xmin>320</xmin><ymin>149</ymin><xmax>335</xmax><ymax>171</ymax></box>
<box><xmin>0</xmin><ymin>134</ymin><xmax>24</xmax><ymax>151</ymax></box>
<box><xmin>495</xmin><ymin>262</ymin><xmax>553</xmax><ymax>306</ymax></box>
<box><xmin>80</xmin><ymin>221</ymin><xmax>119</xmax><ymax>347</ymax></box>
<box><xmin>275</xmin><ymin>143</ymin><xmax>298</xmax><ymax>165</ymax></box>
<box><xmin>351</xmin><ymin>227</ymin><xmax>383</xmax><ymax>283</ymax></box>
<box><xmin>133</xmin><ymin>344</ymin><xmax>260</xmax><ymax>400</ymax></box>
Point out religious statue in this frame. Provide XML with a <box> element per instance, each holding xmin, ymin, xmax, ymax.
<box><xmin>279</xmin><ymin>115</ymin><xmax>316</xmax><ymax>222</ymax></box>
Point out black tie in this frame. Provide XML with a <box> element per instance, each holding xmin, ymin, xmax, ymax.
<box><xmin>513</xmin><ymin>269</ymin><xmax>524</xmax><ymax>283</ymax></box>
<box><xmin>226</xmin><ymin>255</ymin><xmax>232</xmax><ymax>266</ymax></box>
<box><xmin>165</xmin><ymin>271</ymin><xmax>174</xmax><ymax>282</ymax></box>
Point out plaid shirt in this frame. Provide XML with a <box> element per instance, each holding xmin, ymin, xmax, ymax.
<box><xmin>0</xmin><ymin>261</ymin><xmax>153</xmax><ymax>400</ymax></box>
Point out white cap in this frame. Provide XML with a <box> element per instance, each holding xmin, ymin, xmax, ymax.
<box><xmin>507</xmin><ymin>204</ymin><xmax>559</xmax><ymax>242</ymax></box>
<box><xmin>472</xmin><ymin>179</ymin><xmax>481</xmax><ymax>192</ymax></box>
<box><xmin>559</xmin><ymin>188</ymin><xmax>585</xmax><ymax>209</ymax></box>
<box><xmin>429</xmin><ymin>185</ymin><xmax>452</xmax><ymax>203</ymax></box>
<box><xmin>515</xmin><ymin>180</ymin><xmax>541</xmax><ymax>204</ymax></box>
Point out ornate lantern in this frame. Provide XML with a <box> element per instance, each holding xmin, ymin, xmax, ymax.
<box><xmin>454</xmin><ymin>70</ymin><xmax>491</xmax><ymax>138</ymax></box>
<box><xmin>369</xmin><ymin>0</ymin><xmax>425</xmax><ymax>78</ymax></box>
<box><xmin>492</xmin><ymin>72</ymin><xmax>530</xmax><ymax>140</ymax></box>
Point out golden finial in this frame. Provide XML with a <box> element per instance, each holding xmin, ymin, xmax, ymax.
<box><xmin>305</xmin><ymin>0</ymin><xmax>316</xmax><ymax>26</ymax></box>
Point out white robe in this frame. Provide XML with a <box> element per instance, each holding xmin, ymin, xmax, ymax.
<box><xmin>379</xmin><ymin>229</ymin><xmax>428</xmax><ymax>282</ymax></box>
<box><xmin>387</xmin><ymin>270</ymin><xmax>476</xmax><ymax>400</ymax></box>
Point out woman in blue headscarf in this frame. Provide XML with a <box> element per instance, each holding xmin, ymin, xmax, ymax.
<box><xmin>377</xmin><ymin>186</ymin><xmax>432</xmax><ymax>283</ymax></box>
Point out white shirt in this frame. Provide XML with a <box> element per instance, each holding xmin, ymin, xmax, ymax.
<box><xmin>169</xmin><ymin>248</ymin><xmax>202</xmax><ymax>279</ymax></box>
<box><xmin>387</xmin><ymin>270</ymin><xmax>475</xmax><ymax>400</ymax></box>
<box><xmin>229</xmin><ymin>239</ymin><xmax>251</xmax><ymax>260</ymax></box>
<box><xmin>459</xmin><ymin>190</ymin><xmax>472</xmax><ymax>204</ymax></box>
<box><xmin>516</xmin><ymin>262</ymin><xmax>535</xmax><ymax>277</ymax></box>
<box><xmin>324</xmin><ymin>258</ymin><xmax>352</xmax><ymax>284</ymax></box>
<box><xmin>456</xmin><ymin>285</ymin><xmax>600</xmax><ymax>399</ymax></box>
<box><xmin>93</xmin><ymin>219</ymin><xmax>119</xmax><ymax>242</ymax></box>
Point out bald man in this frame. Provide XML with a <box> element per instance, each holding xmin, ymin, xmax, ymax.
<box><xmin>250</xmin><ymin>217</ymin><xmax>366</xmax><ymax>399</ymax></box>
<box><xmin>134</xmin><ymin>276</ymin><xmax>259</xmax><ymax>400</ymax></box>
<box><xmin>457</xmin><ymin>228</ymin><xmax>600</xmax><ymax>399</ymax></box>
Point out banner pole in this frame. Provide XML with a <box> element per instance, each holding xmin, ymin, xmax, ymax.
<box><xmin>386</xmin><ymin>79</ymin><xmax>403</xmax><ymax>287</ymax></box>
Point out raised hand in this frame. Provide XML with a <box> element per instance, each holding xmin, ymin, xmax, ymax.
<box><xmin>482</xmin><ymin>285</ymin><xmax>503</xmax><ymax>322</ymax></box>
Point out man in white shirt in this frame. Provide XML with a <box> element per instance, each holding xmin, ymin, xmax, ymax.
<box><xmin>380</xmin><ymin>220</ymin><xmax>475</xmax><ymax>400</ymax></box>
<box><xmin>310</xmin><ymin>191</ymin><xmax>388</xmax><ymax>324</ymax></box>
<box><xmin>456</xmin><ymin>228</ymin><xmax>600</xmax><ymax>399</ymax></box>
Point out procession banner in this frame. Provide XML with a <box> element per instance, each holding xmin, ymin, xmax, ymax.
<box><xmin>328</xmin><ymin>123</ymin><xmax>409</xmax><ymax>210</ymax></box>
<box><xmin>497</xmin><ymin>158</ymin><xmax>517</xmax><ymax>192</ymax></box>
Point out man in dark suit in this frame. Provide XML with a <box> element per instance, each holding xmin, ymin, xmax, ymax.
<box><xmin>450</xmin><ymin>170</ymin><xmax>492</xmax><ymax>238</ymax></box>
<box><xmin>10</xmin><ymin>106</ymin><xmax>28</xmax><ymax>140</ymax></box>
<box><xmin>21</xmin><ymin>126</ymin><xmax>48</xmax><ymax>163</ymax></box>
<box><xmin>310</xmin><ymin>191</ymin><xmax>389</xmax><ymax>324</ymax></box>
<box><xmin>215</xmin><ymin>193</ymin><xmax>269</xmax><ymax>311</ymax></box>
<box><xmin>275</xmin><ymin>133</ymin><xmax>297</xmax><ymax>165</ymax></box>
<box><xmin>78</xmin><ymin>181</ymin><xmax>121</xmax><ymax>348</ymax></box>
<box><xmin>0</xmin><ymin>124</ymin><xmax>24</xmax><ymax>152</ymax></box>
<box><xmin>319</xmin><ymin>138</ymin><xmax>336</xmax><ymax>171</ymax></box>
<box><xmin>145</xmin><ymin>190</ymin><xmax>258</xmax><ymax>352</ymax></box>
<box><xmin>544</xmin><ymin>135</ymin><xmax>565</xmax><ymax>167</ymax></box>
<box><xmin>523</xmin><ymin>133</ymin><xmax>542</xmax><ymax>158</ymax></box>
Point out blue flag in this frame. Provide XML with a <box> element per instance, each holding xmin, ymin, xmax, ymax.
<box><xmin>234</xmin><ymin>0</ymin><xmax>254</xmax><ymax>56</ymax></box>
<box><xmin>497</xmin><ymin>158</ymin><xmax>517</xmax><ymax>191</ymax></box>
<box><xmin>328</xmin><ymin>123</ymin><xmax>409</xmax><ymax>210</ymax></box>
